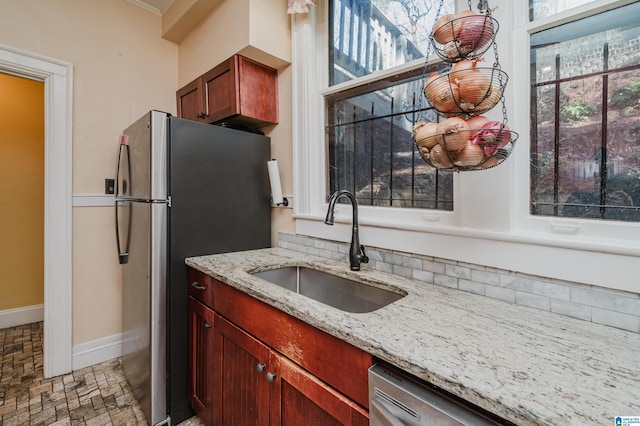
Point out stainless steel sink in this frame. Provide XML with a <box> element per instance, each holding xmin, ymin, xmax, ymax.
<box><xmin>251</xmin><ymin>266</ymin><xmax>405</xmax><ymax>313</ymax></box>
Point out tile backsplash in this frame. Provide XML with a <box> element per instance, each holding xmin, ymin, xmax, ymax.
<box><xmin>279</xmin><ymin>233</ymin><xmax>640</xmax><ymax>334</ymax></box>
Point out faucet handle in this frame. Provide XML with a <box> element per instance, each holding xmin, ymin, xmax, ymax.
<box><xmin>359</xmin><ymin>245</ymin><xmax>369</xmax><ymax>264</ymax></box>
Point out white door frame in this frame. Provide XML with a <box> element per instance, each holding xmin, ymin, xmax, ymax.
<box><xmin>0</xmin><ymin>44</ymin><xmax>73</xmax><ymax>378</ymax></box>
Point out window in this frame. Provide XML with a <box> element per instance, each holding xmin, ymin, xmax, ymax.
<box><xmin>529</xmin><ymin>0</ymin><xmax>595</xmax><ymax>20</ymax></box>
<box><xmin>529</xmin><ymin>2</ymin><xmax>640</xmax><ymax>222</ymax></box>
<box><xmin>326</xmin><ymin>0</ymin><xmax>455</xmax><ymax>209</ymax></box>
<box><xmin>291</xmin><ymin>0</ymin><xmax>640</xmax><ymax>292</ymax></box>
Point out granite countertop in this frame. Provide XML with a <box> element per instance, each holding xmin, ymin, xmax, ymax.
<box><xmin>186</xmin><ymin>248</ymin><xmax>640</xmax><ymax>425</ymax></box>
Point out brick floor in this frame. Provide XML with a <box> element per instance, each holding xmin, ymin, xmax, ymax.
<box><xmin>0</xmin><ymin>322</ymin><xmax>204</xmax><ymax>426</ymax></box>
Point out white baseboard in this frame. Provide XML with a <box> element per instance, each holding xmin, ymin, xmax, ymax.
<box><xmin>72</xmin><ymin>333</ymin><xmax>123</xmax><ymax>371</ymax></box>
<box><xmin>0</xmin><ymin>304</ymin><xmax>44</xmax><ymax>329</ymax></box>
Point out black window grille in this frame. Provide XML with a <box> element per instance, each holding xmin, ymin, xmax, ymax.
<box><xmin>327</xmin><ymin>0</ymin><xmax>455</xmax><ymax>209</ymax></box>
<box><xmin>326</xmin><ymin>66</ymin><xmax>454</xmax><ymax>210</ymax></box>
<box><xmin>530</xmin><ymin>2</ymin><xmax>640</xmax><ymax>222</ymax></box>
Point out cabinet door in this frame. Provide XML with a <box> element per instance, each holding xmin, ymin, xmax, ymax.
<box><xmin>176</xmin><ymin>76</ymin><xmax>205</xmax><ymax>122</ymax></box>
<box><xmin>214</xmin><ymin>315</ymin><xmax>272</xmax><ymax>426</ymax></box>
<box><xmin>188</xmin><ymin>297</ymin><xmax>215</xmax><ymax>425</ymax></box>
<box><xmin>271</xmin><ymin>355</ymin><xmax>369</xmax><ymax>426</ymax></box>
<box><xmin>202</xmin><ymin>57</ymin><xmax>237</xmax><ymax>124</ymax></box>
<box><xmin>202</xmin><ymin>55</ymin><xmax>278</xmax><ymax>127</ymax></box>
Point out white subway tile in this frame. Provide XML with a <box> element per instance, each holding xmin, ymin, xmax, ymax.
<box><xmin>615</xmin><ymin>297</ymin><xmax>640</xmax><ymax>316</ymax></box>
<box><xmin>471</xmin><ymin>269</ymin><xmax>500</xmax><ymax>286</ymax></box>
<box><xmin>422</xmin><ymin>259</ymin><xmax>446</xmax><ymax>274</ymax></box>
<box><xmin>485</xmin><ymin>286</ymin><xmax>516</xmax><ymax>303</ymax></box>
<box><xmin>592</xmin><ymin>308</ymin><xmax>639</xmax><ymax>333</ymax></box>
<box><xmin>459</xmin><ymin>280</ymin><xmax>485</xmax><ymax>296</ymax></box>
<box><xmin>445</xmin><ymin>264</ymin><xmax>471</xmax><ymax>280</ymax></box>
<box><xmin>550</xmin><ymin>300</ymin><xmax>592</xmax><ymax>321</ymax></box>
<box><xmin>434</xmin><ymin>274</ymin><xmax>458</xmax><ymax>289</ymax></box>
<box><xmin>412</xmin><ymin>269</ymin><xmax>434</xmax><ymax>284</ymax></box>
<box><xmin>515</xmin><ymin>292</ymin><xmax>551</xmax><ymax>311</ymax></box>
<box><xmin>571</xmin><ymin>287</ymin><xmax>615</xmax><ymax>310</ymax></box>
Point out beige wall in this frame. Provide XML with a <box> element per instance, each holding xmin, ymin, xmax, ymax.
<box><xmin>177</xmin><ymin>0</ymin><xmax>296</xmax><ymax>244</ymax></box>
<box><xmin>0</xmin><ymin>0</ymin><xmax>295</xmax><ymax>346</ymax></box>
<box><xmin>0</xmin><ymin>73</ymin><xmax>44</xmax><ymax>310</ymax></box>
<box><xmin>0</xmin><ymin>0</ymin><xmax>178</xmax><ymax>344</ymax></box>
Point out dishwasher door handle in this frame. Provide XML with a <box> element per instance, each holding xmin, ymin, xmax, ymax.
<box><xmin>370</xmin><ymin>399</ymin><xmax>406</xmax><ymax>426</ymax></box>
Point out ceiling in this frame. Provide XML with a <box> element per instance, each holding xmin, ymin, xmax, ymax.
<box><xmin>128</xmin><ymin>0</ymin><xmax>175</xmax><ymax>15</ymax></box>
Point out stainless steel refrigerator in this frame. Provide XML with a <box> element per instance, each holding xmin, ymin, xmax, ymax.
<box><xmin>115</xmin><ymin>110</ymin><xmax>271</xmax><ymax>425</ymax></box>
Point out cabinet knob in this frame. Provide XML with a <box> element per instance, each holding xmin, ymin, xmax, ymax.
<box><xmin>197</xmin><ymin>113</ymin><xmax>207</xmax><ymax>119</ymax></box>
<box><xmin>204</xmin><ymin>323</ymin><xmax>212</xmax><ymax>329</ymax></box>
<box><xmin>191</xmin><ymin>281</ymin><xmax>207</xmax><ymax>291</ymax></box>
<box><xmin>256</xmin><ymin>363</ymin><xmax>266</xmax><ymax>373</ymax></box>
<box><xmin>266</xmin><ymin>372</ymin><xmax>277</xmax><ymax>382</ymax></box>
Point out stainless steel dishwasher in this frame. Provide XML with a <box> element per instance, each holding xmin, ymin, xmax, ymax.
<box><xmin>369</xmin><ymin>363</ymin><xmax>505</xmax><ymax>425</ymax></box>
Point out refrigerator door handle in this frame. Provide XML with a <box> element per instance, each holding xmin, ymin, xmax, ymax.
<box><xmin>115</xmin><ymin>135</ymin><xmax>131</xmax><ymax>197</ymax></box>
<box><xmin>115</xmin><ymin>199</ymin><xmax>131</xmax><ymax>264</ymax></box>
<box><xmin>115</xmin><ymin>135</ymin><xmax>132</xmax><ymax>264</ymax></box>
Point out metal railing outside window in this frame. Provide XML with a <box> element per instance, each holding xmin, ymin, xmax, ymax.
<box><xmin>530</xmin><ymin>1</ymin><xmax>640</xmax><ymax>222</ymax></box>
<box><xmin>327</xmin><ymin>0</ymin><xmax>455</xmax><ymax>209</ymax></box>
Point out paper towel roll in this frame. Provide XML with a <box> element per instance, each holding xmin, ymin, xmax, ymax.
<box><xmin>267</xmin><ymin>159</ymin><xmax>284</xmax><ymax>205</ymax></box>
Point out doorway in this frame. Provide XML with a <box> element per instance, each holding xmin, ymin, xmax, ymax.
<box><xmin>0</xmin><ymin>44</ymin><xmax>73</xmax><ymax>378</ymax></box>
<box><xmin>0</xmin><ymin>73</ymin><xmax>44</xmax><ymax>323</ymax></box>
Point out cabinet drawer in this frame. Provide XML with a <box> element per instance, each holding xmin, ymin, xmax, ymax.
<box><xmin>188</xmin><ymin>268</ymin><xmax>215</xmax><ymax>308</ymax></box>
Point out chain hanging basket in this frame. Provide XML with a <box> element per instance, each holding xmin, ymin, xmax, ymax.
<box><xmin>414</xmin><ymin>122</ymin><xmax>515</xmax><ymax>170</ymax></box>
<box><xmin>431</xmin><ymin>13</ymin><xmax>499</xmax><ymax>62</ymax></box>
<box><xmin>424</xmin><ymin>63</ymin><xmax>507</xmax><ymax>117</ymax></box>
<box><xmin>414</xmin><ymin>0</ymin><xmax>518</xmax><ymax>172</ymax></box>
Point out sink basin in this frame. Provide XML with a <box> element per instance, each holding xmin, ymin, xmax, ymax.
<box><xmin>251</xmin><ymin>266</ymin><xmax>405</xmax><ymax>313</ymax></box>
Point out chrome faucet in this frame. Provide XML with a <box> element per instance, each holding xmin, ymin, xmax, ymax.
<box><xmin>325</xmin><ymin>190</ymin><xmax>369</xmax><ymax>271</ymax></box>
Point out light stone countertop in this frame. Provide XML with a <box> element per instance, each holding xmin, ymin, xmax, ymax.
<box><xmin>186</xmin><ymin>248</ymin><xmax>640</xmax><ymax>426</ymax></box>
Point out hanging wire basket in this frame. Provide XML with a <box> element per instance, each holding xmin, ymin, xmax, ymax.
<box><xmin>423</xmin><ymin>65</ymin><xmax>508</xmax><ymax>117</ymax></box>
<box><xmin>413</xmin><ymin>0</ymin><xmax>517</xmax><ymax>172</ymax></box>
<box><xmin>430</xmin><ymin>13</ymin><xmax>499</xmax><ymax>62</ymax></box>
<box><xmin>414</xmin><ymin>125</ymin><xmax>519</xmax><ymax>171</ymax></box>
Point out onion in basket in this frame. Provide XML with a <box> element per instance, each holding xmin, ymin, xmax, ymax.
<box><xmin>466</xmin><ymin>115</ymin><xmax>489</xmax><ymax>129</ymax></box>
<box><xmin>454</xmin><ymin>140</ymin><xmax>484</xmax><ymax>167</ymax></box>
<box><xmin>470</xmin><ymin>121</ymin><xmax>512</xmax><ymax>156</ymax></box>
<box><xmin>429</xmin><ymin>144</ymin><xmax>454</xmax><ymax>168</ymax></box>
<box><xmin>412</xmin><ymin>122</ymin><xmax>439</xmax><ymax>149</ymax></box>
<box><xmin>432</xmin><ymin>14</ymin><xmax>458</xmax><ymax>44</ymax></box>
<box><xmin>475</xmin><ymin>84</ymin><xmax>502</xmax><ymax>111</ymax></box>
<box><xmin>451</xmin><ymin>58</ymin><xmax>491</xmax><ymax>106</ymax></box>
<box><xmin>457</xmin><ymin>13</ymin><xmax>494</xmax><ymax>52</ymax></box>
<box><xmin>424</xmin><ymin>72</ymin><xmax>462</xmax><ymax>114</ymax></box>
<box><xmin>436</xmin><ymin>117</ymin><xmax>470</xmax><ymax>152</ymax></box>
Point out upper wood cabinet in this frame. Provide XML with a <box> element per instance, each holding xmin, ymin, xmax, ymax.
<box><xmin>177</xmin><ymin>55</ymin><xmax>278</xmax><ymax>129</ymax></box>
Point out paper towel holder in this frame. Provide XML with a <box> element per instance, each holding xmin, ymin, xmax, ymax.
<box><xmin>271</xmin><ymin>196</ymin><xmax>289</xmax><ymax>207</ymax></box>
<box><xmin>267</xmin><ymin>159</ymin><xmax>292</xmax><ymax>208</ymax></box>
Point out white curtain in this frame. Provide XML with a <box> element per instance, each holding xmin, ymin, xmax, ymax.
<box><xmin>288</xmin><ymin>0</ymin><xmax>316</xmax><ymax>14</ymax></box>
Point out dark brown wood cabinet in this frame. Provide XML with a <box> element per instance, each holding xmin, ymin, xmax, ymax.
<box><xmin>273</xmin><ymin>355</ymin><xmax>369</xmax><ymax>426</ymax></box>
<box><xmin>177</xmin><ymin>55</ymin><xmax>278</xmax><ymax>129</ymax></box>
<box><xmin>213</xmin><ymin>314</ymin><xmax>272</xmax><ymax>426</ymax></box>
<box><xmin>188</xmin><ymin>297</ymin><xmax>215</xmax><ymax>425</ymax></box>
<box><xmin>186</xmin><ymin>267</ymin><xmax>371</xmax><ymax>425</ymax></box>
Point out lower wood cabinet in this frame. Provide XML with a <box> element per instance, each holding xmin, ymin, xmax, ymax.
<box><xmin>187</xmin><ymin>268</ymin><xmax>371</xmax><ymax>425</ymax></box>
<box><xmin>214</xmin><ymin>314</ymin><xmax>271</xmax><ymax>425</ymax></box>
<box><xmin>274</xmin><ymin>354</ymin><xmax>369</xmax><ymax>426</ymax></box>
<box><xmin>188</xmin><ymin>297</ymin><xmax>216</xmax><ymax>425</ymax></box>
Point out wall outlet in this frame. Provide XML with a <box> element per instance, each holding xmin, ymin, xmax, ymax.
<box><xmin>105</xmin><ymin>178</ymin><xmax>115</xmax><ymax>195</ymax></box>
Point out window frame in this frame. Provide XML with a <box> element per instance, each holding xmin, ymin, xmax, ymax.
<box><xmin>291</xmin><ymin>0</ymin><xmax>640</xmax><ymax>293</ymax></box>
<box><xmin>513</xmin><ymin>0</ymin><xmax>640</xmax><ymax>242</ymax></box>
